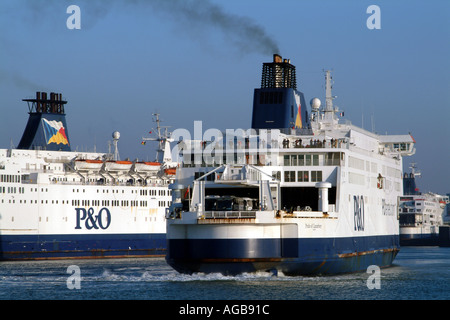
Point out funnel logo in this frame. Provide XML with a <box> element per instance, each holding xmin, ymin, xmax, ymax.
<box><xmin>42</xmin><ymin>118</ymin><xmax>69</xmax><ymax>145</ymax></box>
<box><xmin>294</xmin><ymin>92</ymin><xmax>302</xmax><ymax>129</ymax></box>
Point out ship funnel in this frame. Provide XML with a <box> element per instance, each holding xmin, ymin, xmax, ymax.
<box><xmin>261</xmin><ymin>54</ymin><xmax>297</xmax><ymax>89</ymax></box>
<box><xmin>251</xmin><ymin>54</ymin><xmax>311</xmax><ymax>131</ymax></box>
<box><xmin>17</xmin><ymin>91</ymin><xmax>71</xmax><ymax>151</ymax></box>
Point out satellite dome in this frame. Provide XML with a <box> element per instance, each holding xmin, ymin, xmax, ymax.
<box><xmin>112</xmin><ymin>131</ymin><xmax>120</xmax><ymax>140</ymax></box>
<box><xmin>310</xmin><ymin>98</ymin><xmax>321</xmax><ymax>110</ymax></box>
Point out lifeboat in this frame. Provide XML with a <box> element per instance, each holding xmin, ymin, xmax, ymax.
<box><xmin>105</xmin><ymin>160</ymin><xmax>133</xmax><ymax>171</ymax></box>
<box><xmin>134</xmin><ymin>161</ymin><xmax>161</xmax><ymax>172</ymax></box>
<box><xmin>164</xmin><ymin>167</ymin><xmax>176</xmax><ymax>175</ymax></box>
<box><xmin>74</xmin><ymin>159</ymin><xmax>103</xmax><ymax>171</ymax></box>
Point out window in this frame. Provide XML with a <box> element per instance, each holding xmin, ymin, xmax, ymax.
<box><xmin>291</xmin><ymin>155</ymin><xmax>298</xmax><ymax>166</ymax></box>
<box><xmin>313</xmin><ymin>155</ymin><xmax>319</xmax><ymax>166</ymax></box>
<box><xmin>284</xmin><ymin>171</ymin><xmax>296</xmax><ymax>182</ymax></box>
<box><xmin>325</xmin><ymin>152</ymin><xmax>340</xmax><ymax>165</ymax></box>
<box><xmin>272</xmin><ymin>171</ymin><xmax>281</xmax><ymax>180</ymax></box>
<box><xmin>298</xmin><ymin>155</ymin><xmax>304</xmax><ymax>166</ymax></box>
<box><xmin>297</xmin><ymin>154</ymin><xmax>318</xmax><ymax>166</ymax></box>
<box><xmin>305</xmin><ymin>154</ymin><xmax>311</xmax><ymax>166</ymax></box>
<box><xmin>311</xmin><ymin>171</ymin><xmax>322</xmax><ymax>182</ymax></box>
<box><xmin>297</xmin><ymin>171</ymin><xmax>309</xmax><ymax>182</ymax></box>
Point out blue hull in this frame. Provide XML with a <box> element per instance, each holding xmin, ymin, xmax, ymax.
<box><xmin>0</xmin><ymin>233</ymin><xmax>166</xmax><ymax>260</ymax></box>
<box><xmin>166</xmin><ymin>235</ymin><xmax>399</xmax><ymax>275</ymax></box>
<box><xmin>400</xmin><ymin>233</ymin><xmax>439</xmax><ymax>246</ymax></box>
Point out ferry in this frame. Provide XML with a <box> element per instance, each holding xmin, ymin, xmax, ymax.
<box><xmin>0</xmin><ymin>92</ymin><xmax>174</xmax><ymax>260</ymax></box>
<box><xmin>399</xmin><ymin>164</ymin><xmax>448</xmax><ymax>246</ymax></box>
<box><xmin>165</xmin><ymin>54</ymin><xmax>416</xmax><ymax>275</ymax></box>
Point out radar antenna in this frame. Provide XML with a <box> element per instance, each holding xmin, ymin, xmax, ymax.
<box><xmin>112</xmin><ymin>131</ymin><xmax>120</xmax><ymax>161</ymax></box>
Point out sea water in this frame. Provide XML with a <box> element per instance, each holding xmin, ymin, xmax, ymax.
<box><xmin>0</xmin><ymin>247</ymin><xmax>448</xmax><ymax>301</ymax></box>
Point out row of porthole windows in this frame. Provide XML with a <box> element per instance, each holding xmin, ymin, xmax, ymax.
<box><xmin>74</xmin><ymin>199</ymin><xmax>152</xmax><ymax>207</ymax></box>
<box><xmin>0</xmin><ymin>186</ymin><xmax>48</xmax><ymax>193</ymax></box>
<box><xmin>2</xmin><ymin>198</ymin><xmax>170</xmax><ymax>208</ymax></box>
<box><xmin>70</xmin><ymin>188</ymin><xmax>171</xmax><ymax>196</ymax></box>
<box><xmin>0</xmin><ymin>184</ymin><xmax>170</xmax><ymax>197</ymax></box>
<box><xmin>0</xmin><ymin>186</ymin><xmax>27</xmax><ymax>193</ymax></box>
<box><xmin>4</xmin><ymin>199</ymin><xmax>70</xmax><ymax>204</ymax></box>
<box><xmin>140</xmin><ymin>189</ymin><xmax>171</xmax><ymax>196</ymax></box>
<box><xmin>158</xmin><ymin>201</ymin><xmax>169</xmax><ymax>207</ymax></box>
<box><xmin>70</xmin><ymin>200</ymin><xmax>171</xmax><ymax>207</ymax></box>
<box><xmin>0</xmin><ymin>174</ymin><xmax>20</xmax><ymax>183</ymax></box>
<box><xmin>10</xmin><ymin>216</ymin><xmax>161</xmax><ymax>223</ymax></box>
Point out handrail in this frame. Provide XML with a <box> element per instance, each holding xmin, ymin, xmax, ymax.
<box><xmin>203</xmin><ymin>211</ymin><xmax>256</xmax><ymax>219</ymax></box>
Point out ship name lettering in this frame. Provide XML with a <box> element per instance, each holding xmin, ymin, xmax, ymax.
<box><xmin>75</xmin><ymin>207</ymin><xmax>111</xmax><ymax>230</ymax></box>
<box><xmin>354</xmin><ymin>195</ymin><xmax>365</xmax><ymax>231</ymax></box>
<box><xmin>382</xmin><ymin>199</ymin><xmax>395</xmax><ymax>216</ymax></box>
<box><xmin>305</xmin><ymin>223</ymin><xmax>322</xmax><ymax>230</ymax></box>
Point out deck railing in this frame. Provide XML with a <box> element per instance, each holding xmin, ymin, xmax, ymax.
<box><xmin>203</xmin><ymin>211</ymin><xmax>256</xmax><ymax>219</ymax></box>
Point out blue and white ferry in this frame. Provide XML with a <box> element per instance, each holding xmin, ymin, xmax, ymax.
<box><xmin>0</xmin><ymin>93</ymin><xmax>174</xmax><ymax>260</ymax></box>
<box><xmin>399</xmin><ymin>164</ymin><xmax>448</xmax><ymax>246</ymax></box>
<box><xmin>165</xmin><ymin>54</ymin><xmax>416</xmax><ymax>275</ymax></box>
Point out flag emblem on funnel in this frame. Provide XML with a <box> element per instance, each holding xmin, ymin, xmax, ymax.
<box><xmin>42</xmin><ymin>118</ymin><xmax>69</xmax><ymax>145</ymax></box>
<box><xmin>294</xmin><ymin>92</ymin><xmax>302</xmax><ymax>129</ymax></box>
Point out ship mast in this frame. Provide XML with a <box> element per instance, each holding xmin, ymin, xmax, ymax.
<box><xmin>142</xmin><ymin>113</ymin><xmax>173</xmax><ymax>164</ymax></box>
<box><xmin>310</xmin><ymin>70</ymin><xmax>343</xmax><ymax>130</ymax></box>
<box><xmin>324</xmin><ymin>70</ymin><xmax>337</xmax><ymax>122</ymax></box>
<box><xmin>409</xmin><ymin>163</ymin><xmax>421</xmax><ymax>178</ymax></box>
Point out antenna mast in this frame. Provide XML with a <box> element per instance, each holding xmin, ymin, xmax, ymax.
<box><xmin>142</xmin><ymin>113</ymin><xmax>173</xmax><ymax>163</ymax></box>
<box><xmin>325</xmin><ymin>70</ymin><xmax>334</xmax><ymax>112</ymax></box>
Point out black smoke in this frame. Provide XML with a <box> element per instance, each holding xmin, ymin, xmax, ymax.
<box><xmin>12</xmin><ymin>0</ymin><xmax>280</xmax><ymax>55</ymax></box>
<box><xmin>139</xmin><ymin>0</ymin><xmax>280</xmax><ymax>55</ymax></box>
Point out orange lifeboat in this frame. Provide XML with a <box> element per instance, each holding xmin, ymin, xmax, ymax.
<box><xmin>105</xmin><ymin>160</ymin><xmax>133</xmax><ymax>171</ymax></box>
<box><xmin>164</xmin><ymin>168</ymin><xmax>176</xmax><ymax>175</ymax></box>
<box><xmin>74</xmin><ymin>159</ymin><xmax>103</xmax><ymax>170</ymax></box>
<box><xmin>134</xmin><ymin>161</ymin><xmax>161</xmax><ymax>172</ymax></box>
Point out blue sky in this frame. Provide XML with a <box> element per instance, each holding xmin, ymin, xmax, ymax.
<box><xmin>1</xmin><ymin>0</ymin><xmax>449</xmax><ymax>195</ymax></box>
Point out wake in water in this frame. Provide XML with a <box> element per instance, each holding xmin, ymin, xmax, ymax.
<box><xmin>2</xmin><ymin>248</ymin><xmax>449</xmax><ymax>300</ymax></box>
<box><xmin>101</xmin><ymin>268</ymin><xmax>280</xmax><ymax>282</ymax></box>
<box><xmin>98</xmin><ymin>266</ymin><xmax>363</xmax><ymax>284</ymax></box>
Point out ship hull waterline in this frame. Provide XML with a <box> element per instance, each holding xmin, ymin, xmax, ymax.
<box><xmin>400</xmin><ymin>233</ymin><xmax>439</xmax><ymax>246</ymax></box>
<box><xmin>166</xmin><ymin>235</ymin><xmax>400</xmax><ymax>276</ymax></box>
<box><xmin>0</xmin><ymin>233</ymin><xmax>166</xmax><ymax>261</ymax></box>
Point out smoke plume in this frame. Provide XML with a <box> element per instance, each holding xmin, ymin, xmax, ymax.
<box><xmin>140</xmin><ymin>0</ymin><xmax>280</xmax><ymax>55</ymax></box>
<box><xmin>13</xmin><ymin>0</ymin><xmax>280</xmax><ymax>55</ymax></box>
<box><xmin>0</xmin><ymin>0</ymin><xmax>279</xmax><ymax>55</ymax></box>
<box><xmin>1</xmin><ymin>0</ymin><xmax>280</xmax><ymax>90</ymax></box>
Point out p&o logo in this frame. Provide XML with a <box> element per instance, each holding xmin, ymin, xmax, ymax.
<box><xmin>75</xmin><ymin>207</ymin><xmax>111</xmax><ymax>230</ymax></box>
<box><xmin>353</xmin><ymin>195</ymin><xmax>365</xmax><ymax>231</ymax></box>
